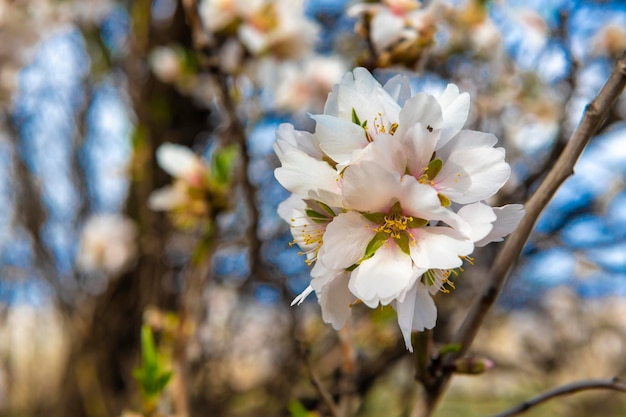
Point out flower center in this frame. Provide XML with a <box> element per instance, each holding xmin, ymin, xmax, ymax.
<box><xmin>374</xmin><ymin>213</ymin><xmax>412</xmax><ymax>238</ymax></box>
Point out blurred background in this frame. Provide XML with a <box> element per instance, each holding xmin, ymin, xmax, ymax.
<box><xmin>0</xmin><ymin>0</ymin><xmax>626</xmax><ymax>416</ymax></box>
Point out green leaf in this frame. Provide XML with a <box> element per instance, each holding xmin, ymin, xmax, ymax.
<box><xmin>361</xmin><ymin>212</ymin><xmax>386</xmax><ymax>224</ymax></box>
<box><xmin>363</xmin><ymin>232</ymin><xmax>388</xmax><ymax>260</ymax></box>
<box><xmin>390</xmin><ymin>200</ymin><xmax>402</xmax><ymax>215</ymax></box>
<box><xmin>305</xmin><ymin>209</ymin><xmax>327</xmax><ymax>220</ymax></box>
<box><xmin>351</xmin><ymin>108</ymin><xmax>361</xmax><ymax>126</ymax></box>
<box><xmin>315</xmin><ymin>200</ymin><xmax>336</xmax><ymax>217</ymax></box>
<box><xmin>438</xmin><ymin>193</ymin><xmax>451</xmax><ymax>207</ymax></box>
<box><xmin>133</xmin><ymin>325</ymin><xmax>173</xmax><ymax>400</ymax></box>
<box><xmin>408</xmin><ymin>217</ymin><xmax>428</xmax><ymax>228</ymax></box>
<box><xmin>212</xmin><ymin>145</ymin><xmax>238</xmax><ymax>185</ymax></box>
<box><xmin>424</xmin><ymin>158</ymin><xmax>443</xmax><ymax>180</ymax></box>
<box><xmin>287</xmin><ymin>400</ymin><xmax>310</xmax><ymax>417</ymax></box>
<box><xmin>345</xmin><ymin>263</ymin><xmax>358</xmax><ymax>272</ymax></box>
<box><xmin>395</xmin><ymin>232</ymin><xmax>411</xmax><ymax>255</ymax></box>
<box><xmin>439</xmin><ymin>343</ymin><xmax>463</xmax><ymax>355</ymax></box>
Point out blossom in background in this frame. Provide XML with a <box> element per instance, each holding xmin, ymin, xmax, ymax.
<box><xmin>259</xmin><ymin>55</ymin><xmax>346</xmax><ymax>114</ymax></box>
<box><xmin>349</xmin><ymin>0</ymin><xmax>444</xmax><ymax>67</ymax></box>
<box><xmin>76</xmin><ymin>214</ymin><xmax>138</xmax><ymax>276</ymax></box>
<box><xmin>149</xmin><ymin>143</ymin><xmax>237</xmax><ymax>230</ymax></box>
<box><xmin>275</xmin><ymin>67</ymin><xmax>524</xmax><ymax>350</ymax></box>
<box><xmin>199</xmin><ymin>0</ymin><xmax>319</xmax><ymax>61</ymax></box>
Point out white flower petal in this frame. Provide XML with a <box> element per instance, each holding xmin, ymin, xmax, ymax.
<box><xmin>156</xmin><ymin>143</ymin><xmax>202</xmax><ymax>180</ymax></box>
<box><xmin>401</xmin><ymin>123</ymin><xmax>439</xmax><ymax>178</ymax></box>
<box><xmin>436</xmin><ymin>146</ymin><xmax>511</xmax><ymax>204</ymax></box>
<box><xmin>457</xmin><ymin>202</ymin><xmax>497</xmax><ymax>243</ymax></box>
<box><xmin>359</xmin><ymin>133</ymin><xmax>407</xmax><ymax>174</ymax></box>
<box><xmin>148</xmin><ymin>184</ymin><xmax>188</xmax><ymax>211</ymax></box>
<box><xmin>396</xmin><ymin>93</ymin><xmax>443</xmax><ymax>139</ymax></box>
<box><xmin>349</xmin><ymin>242</ymin><xmax>415</xmax><ymax>307</ymax></box>
<box><xmin>410</xmin><ymin>227</ymin><xmax>473</xmax><ymax>270</ymax></box>
<box><xmin>318</xmin><ymin>211</ymin><xmax>374</xmax><ymax>269</ymax></box>
<box><xmin>475</xmin><ymin>204</ymin><xmax>525</xmax><ymax>247</ymax></box>
<box><xmin>318</xmin><ymin>272</ymin><xmax>355</xmax><ymax>329</ymax></box>
<box><xmin>436</xmin><ymin>84</ymin><xmax>470</xmax><ymax>149</ymax></box>
<box><xmin>275</xmin><ymin>123</ymin><xmax>323</xmax><ymax>159</ymax></box>
<box><xmin>274</xmin><ymin>150</ymin><xmax>341</xmax><ymax>202</ymax></box>
<box><xmin>313</xmin><ymin>114</ymin><xmax>369</xmax><ymax>165</ymax></box>
<box><xmin>383</xmin><ymin>73</ymin><xmax>412</xmax><ymax>106</ymax></box>
<box><xmin>370</xmin><ymin>11</ymin><xmax>405</xmax><ymax>52</ymax></box>
<box><xmin>342</xmin><ymin>161</ymin><xmax>403</xmax><ymax>212</ymax></box>
<box><xmin>394</xmin><ymin>281</ymin><xmax>437</xmax><ymax>351</ymax></box>
<box><xmin>399</xmin><ymin>177</ymin><xmax>470</xmax><ymax>234</ymax></box>
<box><xmin>324</xmin><ymin>68</ymin><xmax>401</xmax><ymax>127</ymax></box>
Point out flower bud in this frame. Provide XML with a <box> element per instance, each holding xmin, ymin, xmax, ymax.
<box><xmin>450</xmin><ymin>356</ymin><xmax>494</xmax><ymax>375</ymax></box>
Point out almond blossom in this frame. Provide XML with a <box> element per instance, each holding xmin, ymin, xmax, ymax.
<box><xmin>274</xmin><ymin>67</ymin><xmax>524</xmax><ymax>350</ymax></box>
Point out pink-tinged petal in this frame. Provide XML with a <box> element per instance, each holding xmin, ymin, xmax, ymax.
<box><xmin>436</xmin><ymin>84</ymin><xmax>470</xmax><ymax>149</ymax></box>
<box><xmin>475</xmin><ymin>204</ymin><xmax>525</xmax><ymax>247</ymax></box>
<box><xmin>313</xmin><ymin>114</ymin><xmax>369</xmax><ymax>164</ymax></box>
<box><xmin>342</xmin><ymin>161</ymin><xmax>403</xmax><ymax>212</ymax></box>
<box><xmin>399</xmin><ymin>177</ymin><xmax>470</xmax><ymax>234</ymax></box>
<box><xmin>410</xmin><ymin>227</ymin><xmax>473</xmax><ymax>270</ymax></box>
<box><xmin>457</xmin><ymin>202</ymin><xmax>497</xmax><ymax>243</ymax></box>
<box><xmin>274</xmin><ymin>150</ymin><xmax>340</xmax><ymax>201</ymax></box>
<box><xmin>348</xmin><ymin>242</ymin><xmax>415</xmax><ymax>307</ymax></box>
<box><xmin>318</xmin><ymin>271</ymin><xmax>355</xmax><ymax>329</ymax></box>
<box><xmin>394</xmin><ymin>281</ymin><xmax>437</xmax><ymax>351</ymax></box>
<box><xmin>396</xmin><ymin>93</ymin><xmax>443</xmax><ymax>139</ymax></box>
<box><xmin>383</xmin><ymin>73</ymin><xmax>412</xmax><ymax>106</ymax></box>
<box><xmin>436</xmin><ymin>146</ymin><xmax>510</xmax><ymax>204</ymax></box>
<box><xmin>317</xmin><ymin>211</ymin><xmax>374</xmax><ymax>269</ymax></box>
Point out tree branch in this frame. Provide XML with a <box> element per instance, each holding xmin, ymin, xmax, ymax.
<box><xmin>420</xmin><ymin>50</ymin><xmax>626</xmax><ymax>416</ymax></box>
<box><xmin>297</xmin><ymin>342</ymin><xmax>342</xmax><ymax>417</ymax></box>
<box><xmin>487</xmin><ymin>377</ymin><xmax>626</xmax><ymax>417</ymax></box>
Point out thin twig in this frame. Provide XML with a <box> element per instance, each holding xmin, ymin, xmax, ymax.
<box><xmin>488</xmin><ymin>377</ymin><xmax>626</xmax><ymax>417</ymax></box>
<box><xmin>298</xmin><ymin>342</ymin><xmax>342</xmax><ymax>417</ymax></box>
<box><xmin>418</xmin><ymin>50</ymin><xmax>626</xmax><ymax>416</ymax></box>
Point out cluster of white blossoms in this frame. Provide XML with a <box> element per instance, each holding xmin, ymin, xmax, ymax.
<box><xmin>274</xmin><ymin>68</ymin><xmax>524</xmax><ymax>351</ymax></box>
<box><xmin>199</xmin><ymin>0</ymin><xmax>319</xmax><ymax>61</ymax></box>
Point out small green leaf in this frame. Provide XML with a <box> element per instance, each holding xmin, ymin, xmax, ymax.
<box><xmin>351</xmin><ymin>108</ymin><xmax>361</xmax><ymax>126</ymax></box>
<box><xmin>425</xmin><ymin>158</ymin><xmax>443</xmax><ymax>180</ymax></box>
<box><xmin>439</xmin><ymin>343</ymin><xmax>463</xmax><ymax>355</ymax></box>
<box><xmin>346</xmin><ymin>263</ymin><xmax>358</xmax><ymax>271</ymax></box>
<box><xmin>408</xmin><ymin>217</ymin><xmax>428</xmax><ymax>228</ymax></box>
<box><xmin>363</xmin><ymin>232</ymin><xmax>388</xmax><ymax>260</ymax></box>
<box><xmin>288</xmin><ymin>400</ymin><xmax>310</xmax><ymax>417</ymax></box>
<box><xmin>390</xmin><ymin>200</ymin><xmax>402</xmax><ymax>215</ymax></box>
<box><xmin>315</xmin><ymin>200</ymin><xmax>336</xmax><ymax>217</ymax></box>
<box><xmin>361</xmin><ymin>212</ymin><xmax>386</xmax><ymax>224</ymax></box>
<box><xmin>305</xmin><ymin>209</ymin><xmax>327</xmax><ymax>220</ymax></box>
<box><xmin>133</xmin><ymin>325</ymin><xmax>173</xmax><ymax>400</ymax></box>
<box><xmin>395</xmin><ymin>232</ymin><xmax>410</xmax><ymax>255</ymax></box>
<box><xmin>212</xmin><ymin>145</ymin><xmax>238</xmax><ymax>185</ymax></box>
<box><xmin>438</xmin><ymin>193</ymin><xmax>451</xmax><ymax>207</ymax></box>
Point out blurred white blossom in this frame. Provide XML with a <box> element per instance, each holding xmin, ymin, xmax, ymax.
<box><xmin>76</xmin><ymin>214</ymin><xmax>138</xmax><ymax>276</ymax></box>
